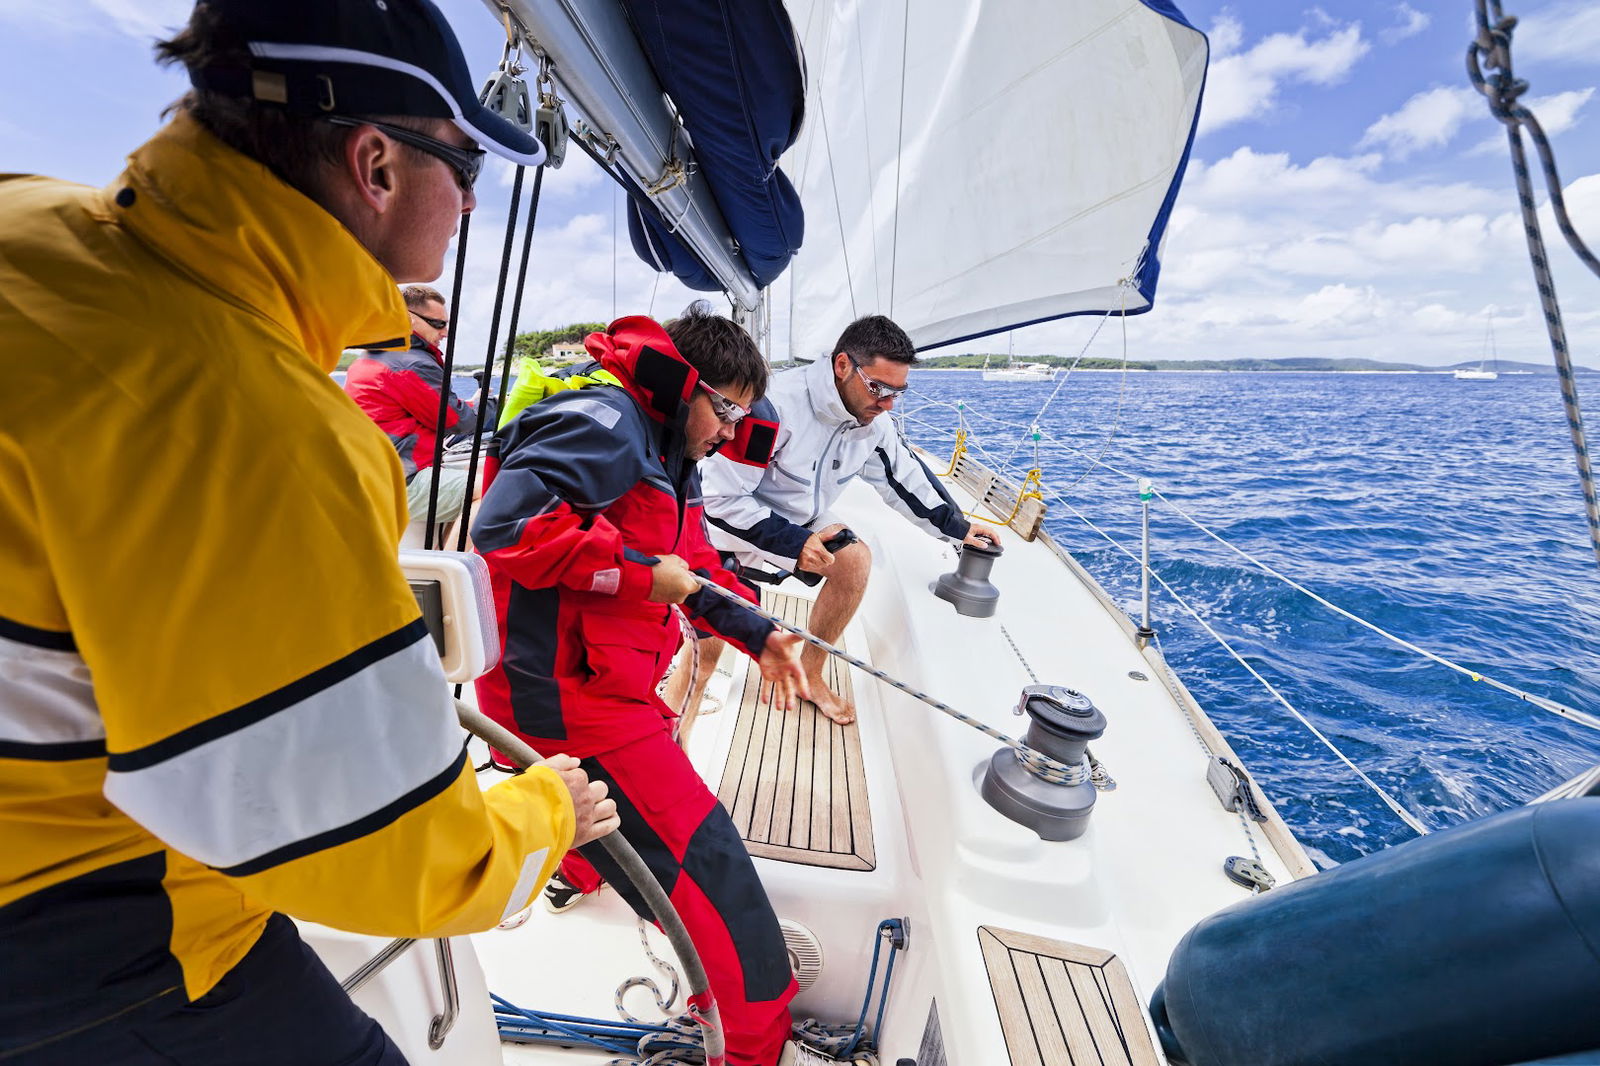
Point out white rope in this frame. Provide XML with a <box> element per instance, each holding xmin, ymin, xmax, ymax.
<box><xmin>1001</xmin><ymin>261</ymin><xmax>1143</xmax><ymax>464</ymax></box>
<box><xmin>1038</xmin><ymin>484</ymin><xmax>1432</xmax><ymax>836</ymax></box>
<box><xmin>1148</xmin><ymin>488</ymin><xmax>1600</xmax><ymax>735</ymax></box>
<box><xmin>911</xmin><ymin>406</ymin><xmax>1600</xmax><ymax>738</ymax></box>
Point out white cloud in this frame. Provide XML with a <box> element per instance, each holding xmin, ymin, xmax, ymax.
<box><xmin>0</xmin><ymin>0</ymin><xmax>187</xmax><ymax>39</ymax></box>
<box><xmin>1358</xmin><ymin>86</ymin><xmax>1481</xmax><ymax>160</ymax></box>
<box><xmin>1208</xmin><ymin>12</ymin><xmax>1245</xmax><ymax>58</ymax></box>
<box><xmin>1380</xmin><ymin>3</ymin><xmax>1430</xmax><ymax>45</ymax></box>
<box><xmin>1201</xmin><ymin>17</ymin><xmax>1371</xmax><ymax>135</ymax></box>
<box><xmin>1086</xmin><ymin>152</ymin><xmax>1600</xmax><ymax>366</ymax></box>
<box><xmin>89</xmin><ymin>0</ymin><xmax>188</xmax><ymax>39</ymax></box>
<box><xmin>1182</xmin><ymin>147</ymin><xmax>1502</xmax><ymax>216</ymax></box>
<box><xmin>1515</xmin><ymin>0</ymin><xmax>1600</xmax><ymax>65</ymax></box>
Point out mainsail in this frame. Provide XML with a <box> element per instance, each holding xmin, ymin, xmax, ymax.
<box><xmin>783</xmin><ymin>0</ymin><xmax>1208</xmax><ymax>358</ymax></box>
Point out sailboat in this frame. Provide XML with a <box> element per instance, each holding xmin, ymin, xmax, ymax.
<box><xmin>1456</xmin><ymin>314</ymin><xmax>1501</xmax><ymax>380</ymax></box>
<box><xmin>983</xmin><ymin>333</ymin><xmax>1058</xmax><ymax>382</ymax></box>
<box><xmin>304</xmin><ymin>2</ymin><xmax>1600</xmax><ymax>1064</ymax></box>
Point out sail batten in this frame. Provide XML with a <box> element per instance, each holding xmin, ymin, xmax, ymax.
<box><xmin>785</xmin><ymin>0</ymin><xmax>1207</xmax><ymax>358</ymax></box>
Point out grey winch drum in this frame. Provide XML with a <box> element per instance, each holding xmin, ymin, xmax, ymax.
<box><xmin>933</xmin><ymin>536</ymin><xmax>1002</xmax><ymax>617</ymax></box>
<box><xmin>980</xmin><ymin>686</ymin><xmax>1106</xmax><ymax>840</ymax></box>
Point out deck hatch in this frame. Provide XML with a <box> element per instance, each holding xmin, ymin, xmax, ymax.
<box><xmin>715</xmin><ymin>589</ymin><xmax>875</xmax><ymax>870</ymax></box>
<box><xmin>977</xmin><ymin>926</ymin><xmax>1161</xmax><ymax>1066</ymax></box>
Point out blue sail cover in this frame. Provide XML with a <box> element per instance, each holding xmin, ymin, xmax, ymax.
<box><xmin>621</xmin><ymin>0</ymin><xmax>805</xmax><ymax>292</ymax></box>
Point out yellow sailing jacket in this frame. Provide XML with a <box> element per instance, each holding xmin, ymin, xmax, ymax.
<box><xmin>0</xmin><ymin>114</ymin><xmax>573</xmax><ymax>1050</ymax></box>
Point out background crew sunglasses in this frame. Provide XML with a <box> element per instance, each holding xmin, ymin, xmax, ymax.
<box><xmin>410</xmin><ymin>310</ymin><xmax>449</xmax><ymax>330</ymax></box>
<box><xmin>324</xmin><ymin>116</ymin><xmax>485</xmax><ymax>192</ymax></box>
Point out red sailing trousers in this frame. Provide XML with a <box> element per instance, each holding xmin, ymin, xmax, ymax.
<box><xmin>531</xmin><ymin>727</ymin><xmax>797</xmax><ymax>1066</ymax></box>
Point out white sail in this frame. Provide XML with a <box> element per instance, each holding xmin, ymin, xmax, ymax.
<box><xmin>783</xmin><ymin>0</ymin><xmax>1208</xmax><ymax>359</ymax></box>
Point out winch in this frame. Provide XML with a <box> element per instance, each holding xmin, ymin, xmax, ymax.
<box><xmin>932</xmin><ymin>534</ymin><xmax>1002</xmax><ymax>617</ymax></box>
<box><xmin>980</xmin><ymin>685</ymin><xmax>1107</xmax><ymax>840</ymax></box>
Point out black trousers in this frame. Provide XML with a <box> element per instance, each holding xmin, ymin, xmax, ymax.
<box><xmin>8</xmin><ymin>913</ymin><xmax>407</xmax><ymax>1065</ymax></box>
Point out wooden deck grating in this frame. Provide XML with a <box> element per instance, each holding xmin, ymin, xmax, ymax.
<box><xmin>715</xmin><ymin>589</ymin><xmax>875</xmax><ymax>871</ymax></box>
<box><xmin>977</xmin><ymin>926</ymin><xmax>1162</xmax><ymax>1066</ymax></box>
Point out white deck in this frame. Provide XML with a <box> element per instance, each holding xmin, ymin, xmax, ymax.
<box><xmin>307</xmin><ymin>471</ymin><xmax>1304</xmax><ymax>1064</ymax></box>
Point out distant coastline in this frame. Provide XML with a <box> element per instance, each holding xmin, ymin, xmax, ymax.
<box><xmin>916</xmin><ymin>354</ymin><xmax>1595</xmax><ymax>375</ymax></box>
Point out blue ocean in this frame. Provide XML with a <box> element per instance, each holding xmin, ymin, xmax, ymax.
<box><xmin>899</xmin><ymin>369</ymin><xmax>1600</xmax><ymax>867</ymax></box>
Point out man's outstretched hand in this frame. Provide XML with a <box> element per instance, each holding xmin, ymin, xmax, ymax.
<box><xmin>758</xmin><ymin>630</ymin><xmax>809</xmax><ymax>711</ymax></box>
<box><xmin>543</xmin><ymin>754</ymin><xmax>620</xmax><ymax>847</ymax></box>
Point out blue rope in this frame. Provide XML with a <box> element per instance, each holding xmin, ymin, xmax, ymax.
<box><xmin>492</xmin><ymin>993</ymin><xmax>685</xmax><ymax>1056</ymax></box>
<box><xmin>840</xmin><ymin>919</ymin><xmax>906</xmax><ymax>1058</ymax></box>
<box><xmin>492</xmin><ymin>919</ymin><xmax>907</xmax><ymax>1063</ymax></box>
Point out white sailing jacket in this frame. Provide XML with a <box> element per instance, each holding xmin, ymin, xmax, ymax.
<box><xmin>701</xmin><ymin>355</ymin><xmax>970</xmax><ymax>571</ymax></box>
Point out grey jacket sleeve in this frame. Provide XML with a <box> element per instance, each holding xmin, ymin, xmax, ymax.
<box><xmin>861</xmin><ymin>418</ymin><xmax>971</xmax><ymax>542</ymax></box>
<box><xmin>699</xmin><ymin>448</ymin><xmax>815</xmax><ymax>568</ymax></box>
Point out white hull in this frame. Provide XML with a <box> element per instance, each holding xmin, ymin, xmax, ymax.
<box><xmin>1454</xmin><ymin>368</ymin><xmax>1498</xmax><ymax>380</ymax></box>
<box><xmin>983</xmin><ymin>367</ymin><xmax>1057</xmax><ymax>382</ymax></box>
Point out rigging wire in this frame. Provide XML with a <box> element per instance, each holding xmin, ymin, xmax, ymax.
<box><xmin>1468</xmin><ymin>0</ymin><xmax>1600</xmax><ymax>566</ymax></box>
<box><xmin>815</xmin><ymin>91</ymin><xmax>859</xmax><ymax>321</ymax></box>
<box><xmin>1148</xmin><ymin>486</ymin><xmax>1600</xmax><ymax>736</ymax></box>
<box><xmin>887</xmin><ymin>0</ymin><xmax>911</xmax><ymax>317</ymax></box>
<box><xmin>448</xmin><ymin>165</ymin><xmax>527</xmax><ymax>554</ymax></box>
<box><xmin>422</xmin><ymin>213</ymin><xmax>473</xmax><ymax>549</ymax></box>
<box><xmin>1035</xmin><ymin>483</ymin><xmax>1433</xmax><ymax>836</ymax></box>
<box><xmin>914</xmin><ymin>397</ymin><xmax>1600</xmax><ymax>736</ymax></box>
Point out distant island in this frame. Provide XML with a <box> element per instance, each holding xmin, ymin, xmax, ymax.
<box><xmin>917</xmin><ymin>354</ymin><xmax>1597</xmax><ymax>375</ymax></box>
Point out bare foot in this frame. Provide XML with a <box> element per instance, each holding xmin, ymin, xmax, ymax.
<box><xmin>806</xmin><ymin>680</ymin><xmax>856</xmax><ymax>725</ymax></box>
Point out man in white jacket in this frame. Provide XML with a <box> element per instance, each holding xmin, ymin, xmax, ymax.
<box><xmin>692</xmin><ymin>315</ymin><xmax>1002</xmax><ymax>724</ymax></box>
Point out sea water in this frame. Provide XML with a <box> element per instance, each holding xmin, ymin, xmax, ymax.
<box><xmin>902</xmin><ymin>369</ymin><xmax>1600</xmax><ymax>866</ymax></box>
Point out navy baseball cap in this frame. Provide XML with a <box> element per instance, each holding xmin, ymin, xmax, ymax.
<box><xmin>187</xmin><ymin>0</ymin><xmax>544</xmax><ymax>166</ymax></box>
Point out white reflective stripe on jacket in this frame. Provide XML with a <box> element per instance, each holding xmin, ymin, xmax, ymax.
<box><xmin>700</xmin><ymin>354</ymin><xmax>970</xmax><ymax>571</ymax></box>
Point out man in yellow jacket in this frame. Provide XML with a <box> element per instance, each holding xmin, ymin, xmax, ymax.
<box><xmin>0</xmin><ymin>1</ymin><xmax>617</xmax><ymax>1062</ymax></box>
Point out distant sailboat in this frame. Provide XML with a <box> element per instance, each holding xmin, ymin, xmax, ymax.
<box><xmin>983</xmin><ymin>330</ymin><xmax>1058</xmax><ymax>381</ymax></box>
<box><xmin>1456</xmin><ymin>314</ymin><xmax>1500</xmax><ymax>381</ymax></box>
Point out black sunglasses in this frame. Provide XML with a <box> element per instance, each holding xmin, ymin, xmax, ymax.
<box><xmin>324</xmin><ymin>116</ymin><xmax>485</xmax><ymax>192</ymax></box>
<box><xmin>410</xmin><ymin>310</ymin><xmax>449</xmax><ymax>330</ymax></box>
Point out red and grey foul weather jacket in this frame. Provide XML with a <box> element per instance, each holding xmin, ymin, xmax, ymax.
<box><xmin>471</xmin><ymin>317</ymin><xmax>776</xmax><ymax>757</ymax></box>
<box><xmin>344</xmin><ymin>334</ymin><xmax>497</xmax><ymax>480</ymax></box>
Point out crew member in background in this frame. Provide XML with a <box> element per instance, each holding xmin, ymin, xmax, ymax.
<box><xmin>694</xmin><ymin>315</ymin><xmax>1004</xmax><ymax>724</ymax></box>
<box><xmin>472</xmin><ymin>308</ymin><xmax>817</xmax><ymax>1066</ymax></box>
<box><xmin>0</xmin><ymin>2</ymin><xmax>615</xmax><ymax>1062</ymax></box>
<box><xmin>345</xmin><ymin>283</ymin><xmax>497</xmax><ymax>531</ymax></box>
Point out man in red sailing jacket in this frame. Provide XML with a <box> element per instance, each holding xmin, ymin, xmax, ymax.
<box><xmin>472</xmin><ymin>309</ymin><xmax>809</xmax><ymax>1066</ymax></box>
<box><xmin>344</xmin><ymin>284</ymin><xmax>496</xmax><ymax>527</ymax></box>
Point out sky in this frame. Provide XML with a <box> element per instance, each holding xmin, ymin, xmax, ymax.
<box><xmin>1</xmin><ymin>1</ymin><xmax>1596</xmax><ymax>369</ymax></box>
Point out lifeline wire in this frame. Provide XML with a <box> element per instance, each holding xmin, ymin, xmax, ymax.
<box><xmin>686</xmin><ymin>577</ymin><xmax>1089</xmax><ymax>786</ymax></box>
<box><xmin>1036</xmin><ymin>482</ymin><xmax>1432</xmax><ymax>836</ymax></box>
<box><xmin>907</xmin><ymin>404</ymin><xmax>1431</xmax><ymax>829</ymax></box>
<box><xmin>1149</xmin><ymin>486</ymin><xmax>1600</xmax><ymax>736</ymax></box>
<box><xmin>908</xmin><ymin>408</ymin><xmax>1600</xmax><ymax>736</ymax></box>
<box><xmin>1469</xmin><ymin>0</ymin><xmax>1600</xmax><ymax>566</ymax></box>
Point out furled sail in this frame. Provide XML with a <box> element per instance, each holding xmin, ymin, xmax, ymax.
<box><xmin>783</xmin><ymin>0</ymin><xmax>1207</xmax><ymax>358</ymax></box>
